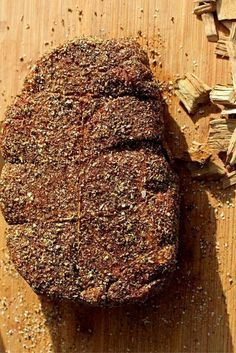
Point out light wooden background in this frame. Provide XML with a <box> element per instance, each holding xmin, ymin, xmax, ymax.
<box><xmin>0</xmin><ymin>1</ymin><xmax>235</xmax><ymax>352</ymax></box>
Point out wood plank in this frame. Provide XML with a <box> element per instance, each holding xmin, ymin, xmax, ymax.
<box><xmin>0</xmin><ymin>1</ymin><xmax>235</xmax><ymax>353</ymax></box>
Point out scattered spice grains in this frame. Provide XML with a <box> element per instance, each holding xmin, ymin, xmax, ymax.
<box><xmin>137</xmin><ymin>30</ymin><xmax>142</xmax><ymax>37</ymax></box>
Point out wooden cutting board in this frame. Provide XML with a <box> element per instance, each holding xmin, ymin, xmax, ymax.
<box><xmin>0</xmin><ymin>1</ymin><xmax>235</xmax><ymax>352</ymax></box>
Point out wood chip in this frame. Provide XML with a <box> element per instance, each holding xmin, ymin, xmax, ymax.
<box><xmin>193</xmin><ymin>0</ymin><xmax>216</xmax><ymax>4</ymax></box>
<box><xmin>220</xmin><ymin>20</ymin><xmax>233</xmax><ymax>31</ymax></box>
<box><xmin>193</xmin><ymin>0</ymin><xmax>216</xmax><ymax>2</ymax></box>
<box><xmin>202</xmin><ymin>13</ymin><xmax>218</xmax><ymax>42</ymax></box>
<box><xmin>215</xmin><ymin>38</ymin><xmax>229</xmax><ymax>58</ymax></box>
<box><xmin>217</xmin><ymin>0</ymin><xmax>236</xmax><ymax>21</ymax></box>
<box><xmin>226</xmin><ymin>128</ymin><xmax>236</xmax><ymax>166</ymax></box>
<box><xmin>222</xmin><ymin>108</ymin><xmax>236</xmax><ymax>116</ymax></box>
<box><xmin>210</xmin><ymin>85</ymin><xmax>236</xmax><ymax>105</ymax></box>
<box><xmin>229</xmin><ymin>22</ymin><xmax>236</xmax><ymax>41</ymax></box>
<box><xmin>194</xmin><ymin>2</ymin><xmax>216</xmax><ymax>16</ymax></box>
<box><xmin>222</xmin><ymin>171</ymin><xmax>236</xmax><ymax>188</ymax></box>
<box><xmin>175</xmin><ymin>73</ymin><xmax>211</xmax><ymax>114</ymax></box>
<box><xmin>208</xmin><ymin>118</ymin><xmax>236</xmax><ymax>152</ymax></box>
<box><xmin>187</xmin><ymin>155</ymin><xmax>226</xmax><ymax>179</ymax></box>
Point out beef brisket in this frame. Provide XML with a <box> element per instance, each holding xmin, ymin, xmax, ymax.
<box><xmin>0</xmin><ymin>38</ymin><xmax>179</xmax><ymax>305</ymax></box>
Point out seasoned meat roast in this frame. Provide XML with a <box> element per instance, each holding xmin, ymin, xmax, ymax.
<box><xmin>0</xmin><ymin>38</ymin><xmax>179</xmax><ymax>305</ymax></box>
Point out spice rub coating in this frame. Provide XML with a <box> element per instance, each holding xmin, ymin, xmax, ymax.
<box><xmin>7</xmin><ymin>221</ymin><xmax>81</xmax><ymax>300</ymax></box>
<box><xmin>0</xmin><ymin>162</ymin><xmax>79</xmax><ymax>224</ymax></box>
<box><xmin>81</xmin><ymin>146</ymin><xmax>177</xmax><ymax>219</ymax></box>
<box><xmin>0</xmin><ymin>38</ymin><xmax>180</xmax><ymax>305</ymax></box>
<box><xmin>2</xmin><ymin>94</ymin><xmax>163</xmax><ymax>163</ymax></box>
<box><xmin>6</xmin><ymin>146</ymin><xmax>179</xmax><ymax>305</ymax></box>
<box><xmin>1</xmin><ymin>92</ymin><xmax>84</xmax><ymax>163</ymax></box>
<box><xmin>7</xmin><ymin>215</ymin><xmax>177</xmax><ymax>304</ymax></box>
<box><xmin>83</xmin><ymin>96</ymin><xmax>163</xmax><ymax>156</ymax></box>
<box><xmin>23</xmin><ymin>38</ymin><xmax>159</xmax><ymax>98</ymax></box>
<box><xmin>78</xmin><ymin>148</ymin><xmax>179</xmax><ymax>304</ymax></box>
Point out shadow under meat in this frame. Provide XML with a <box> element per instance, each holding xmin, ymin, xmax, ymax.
<box><xmin>39</xmin><ymin>103</ymin><xmax>233</xmax><ymax>353</ymax></box>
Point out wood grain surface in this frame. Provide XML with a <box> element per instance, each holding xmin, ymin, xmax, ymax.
<box><xmin>0</xmin><ymin>1</ymin><xmax>235</xmax><ymax>352</ymax></box>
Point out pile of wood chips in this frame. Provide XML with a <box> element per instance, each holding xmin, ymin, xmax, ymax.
<box><xmin>175</xmin><ymin>0</ymin><xmax>236</xmax><ymax>189</ymax></box>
